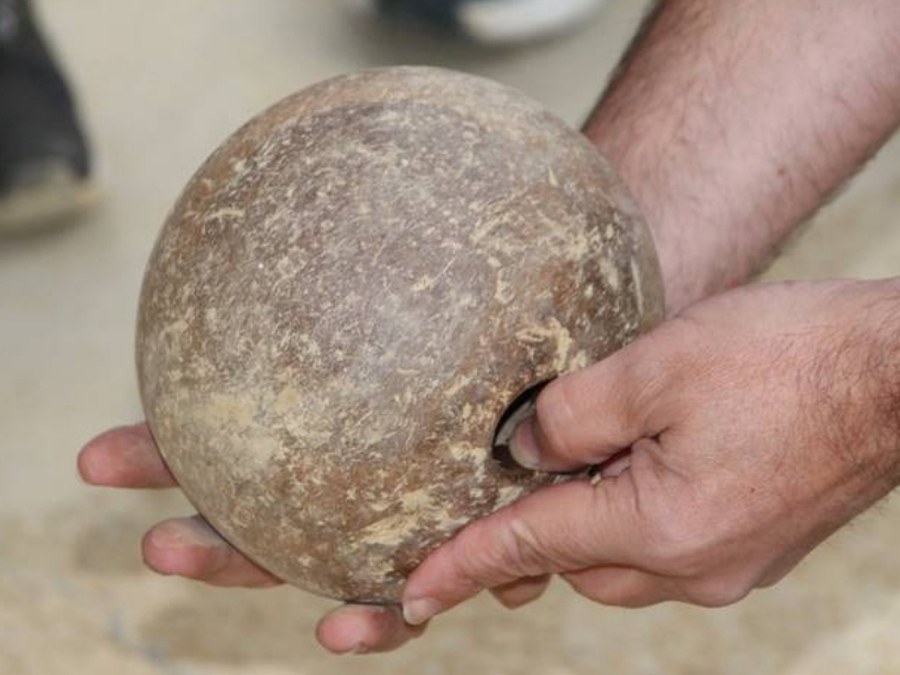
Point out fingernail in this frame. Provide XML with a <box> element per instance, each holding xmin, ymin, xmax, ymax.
<box><xmin>509</xmin><ymin>418</ymin><xmax>541</xmax><ymax>469</ymax></box>
<box><xmin>402</xmin><ymin>598</ymin><xmax>443</xmax><ymax>626</ymax></box>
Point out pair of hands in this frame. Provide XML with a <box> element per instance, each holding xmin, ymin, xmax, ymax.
<box><xmin>77</xmin><ymin>278</ymin><xmax>900</xmax><ymax>654</ymax></box>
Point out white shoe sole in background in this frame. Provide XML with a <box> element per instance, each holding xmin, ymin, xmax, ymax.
<box><xmin>459</xmin><ymin>0</ymin><xmax>606</xmax><ymax>44</ymax></box>
<box><xmin>348</xmin><ymin>0</ymin><xmax>607</xmax><ymax>45</ymax></box>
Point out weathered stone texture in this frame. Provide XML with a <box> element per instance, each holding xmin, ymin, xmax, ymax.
<box><xmin>137</xmin><ymin>67</ymin><xmax>663</xmax><ymax>603</ymax></box>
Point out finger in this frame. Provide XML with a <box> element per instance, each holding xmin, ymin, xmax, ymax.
<box><xmin>570</xmin><ymin>564</ymin><xmax>759</xmax><ymax>609</ymax></box>
<box><xmin>509</xmin><ymin>330</ymin><xmax>673</xmax><ymax>472</ymax></box>
<box><xmin>489</xmin><ymin>575</ymin><xmax>552</xmax><ymax>609</ymax></box>
<box><xmin>142</xmin><ymin>516</ymin><xmax>282</xmax><ymax>588</ymax></box>
<box><xmin>561</xmin><ymin>566</ymin><xmax>674</xmax><ymax>608</ymax></box>
<box><xmin>78</xmin><ymin>423</ymin><xmax>176</xmax><ymax>488</ymax></box>
<box><xmin>401</xmin><ymin>475</ymin><xmax>646</xmax><ymax>625</ymax></box>
<box><xmin>316</xmin><ymin>604</ymin><xmax>425</xmax><ymax>655</ymax></box>
<box><xmin>598</xmin><ymin>449</ymin><xmax>633</xmax><ymax>478</ymax></box>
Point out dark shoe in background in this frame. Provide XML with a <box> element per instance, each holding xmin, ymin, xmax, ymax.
<box><xmin>0</xmin><ymin>0</ymin><xmax>96</xmax><ymax>233</ymax></box>
<box><xmin>352</xmin><ymin>0</ymin><xmax>607</xmax><ymax>45</ymax></box>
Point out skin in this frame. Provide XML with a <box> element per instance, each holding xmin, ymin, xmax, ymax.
<box><xmin>78</xmin><ymin>0</ymin><xmax>900</xmax><ymax>655</ymax></box>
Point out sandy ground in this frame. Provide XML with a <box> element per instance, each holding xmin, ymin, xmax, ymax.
<box><xmin>2</xmin><ymin>1</ymin><xmax>900</xmax><ymax>673</ymax></box>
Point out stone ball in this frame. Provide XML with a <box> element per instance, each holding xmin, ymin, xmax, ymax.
<box><xmin>136</xmin><ymin>67</ymin><xmax>664</xmax><ymax>603</ymax></box>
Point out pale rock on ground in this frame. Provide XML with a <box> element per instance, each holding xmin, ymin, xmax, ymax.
<box><xmin>1</xmin><ymin>1</ymin><xmax>899</xmax><ymax>673</ymax></box>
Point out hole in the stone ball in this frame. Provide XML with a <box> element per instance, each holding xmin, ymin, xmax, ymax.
<box><xmin>491</xmin><ymin>380</ymin><xmax>551</xmax><ymax>471</ymax></box>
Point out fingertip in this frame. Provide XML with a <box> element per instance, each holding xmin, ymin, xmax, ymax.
<box><xmin>141</xmin><ymin>518</ymin><xmax>228</xmax><ymax>579</ymax></box>
<box><xmin>77</xmin><ymin>426</ymin><xmax>129</xmax><ymax>485</ymax></box>
<box><xmin>401</xmin><ymin>514</ymin><xmax>509</xmax><ymax>620</ymax></box>
<box><xmin>77</xmin><ymin>424</ymin><xmax>176</xmax><ymax>489</ymax></box>
<box><xmin>141</xmin><ymin>526</ymin><xmax>176</xmax><ymax>576</ymax></box>
<box><xmin>315</xmin><ymin>606</ymin><xmax>374</xmax><ymax>655</ymax></box>
<box><xmin>401</xmin><ymin>597</ymin><xmax>444</xmax><ymax>626</ymax></box>
<box><xmin>316</xmin><ymin>604</ymin><xmax>422</xmax><ymax>655</ymax></box>
<box><xmin>140</xmin><ymin>528</ymin><xmax>174</xmax><ymax>576</ymax></box>
<box><xmin>76</xmin><ymin>442</ymin><xmax>101</xmax><ymax>485</ymax></box>
<box><xmin>508</xmin><ymin>414</ymin><xmax>588</xmax><ymax>473</ymax></box>
<box><xmin>508</xmin><ymin>417</ymin><xmax>541</xmax><ymax>469</ymax></box>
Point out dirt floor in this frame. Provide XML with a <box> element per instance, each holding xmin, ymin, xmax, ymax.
<box><xmin>2</xmin><ymin>1</ymin><xmax>900</xmax><ymax>673</ymax></box>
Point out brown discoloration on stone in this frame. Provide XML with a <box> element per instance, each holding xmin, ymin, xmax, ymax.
<box><xmin>136</xmin><ymin>67</ymin><xmax>664</xmax><ymax>603</ymax></box>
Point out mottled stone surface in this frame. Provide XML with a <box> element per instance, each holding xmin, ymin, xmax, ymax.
<box><xmin>136</xmin><ymin>66</ymin><xmax>663</xmax><ymax>603</ymax></box>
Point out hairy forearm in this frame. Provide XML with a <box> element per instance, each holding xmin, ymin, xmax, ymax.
<box><xmin>584</xmin><ymin>0</ymin><xmax>900</xmax><ymax>313</ymax></box>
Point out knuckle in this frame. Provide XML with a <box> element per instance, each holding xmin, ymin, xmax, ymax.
<box><xmin>452</xmin><ymin>513</ymin><xmax>548</xmax><ymax>587</ymax></box>
<box><xmin>499</xmin><ymin>514</ymin><xmax>548</xmax><ymax>577</ymax></box>
<box><xmin>446</xmin><ymin>539</ymin><xmax>493</xmax><ymax>596</ymax></box>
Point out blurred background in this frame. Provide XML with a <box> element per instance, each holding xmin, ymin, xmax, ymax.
<box><xmin>1</xmin><ymin>0</ymin><xmax>899</xmax><ymax>673</ymax></box>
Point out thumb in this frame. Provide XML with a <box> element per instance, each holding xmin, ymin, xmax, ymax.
<box><xmin>511</xmin><ymin>332</ymin><xmax>672</xmax><ymax>472</ymax></box>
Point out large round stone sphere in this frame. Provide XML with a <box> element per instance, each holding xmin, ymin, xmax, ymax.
<box><xmin>136</xmin><ymin>67</ymin><xmax>664</xmax><ymax>603</ymax></box>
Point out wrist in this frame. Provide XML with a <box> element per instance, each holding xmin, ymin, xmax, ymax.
<box><xmin>816</xmin><ymin>279</ymin><xmax>900</xmax><ymax>489</ymax></box>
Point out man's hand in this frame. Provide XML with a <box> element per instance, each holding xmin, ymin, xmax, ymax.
<box><xmin>78</xmin><ymin>425</ymin><xmax>283</xmax><ymax>588</ymax></box>
<box><xmin>78</xmin><ymin>426</ymin><xmax>533</xmax><ymax>653</ymax></box>
<box><xmin>80</xmin><ymin>279</ymin><xmax>900</xmax><ymax>652</ymax></box>
<box><xmin>397</xmin><ymin>279</ymin><xmax>900</xmax><ymax>625</ymax></box>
